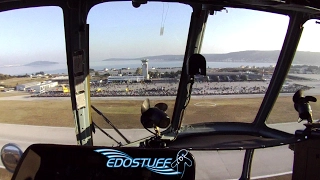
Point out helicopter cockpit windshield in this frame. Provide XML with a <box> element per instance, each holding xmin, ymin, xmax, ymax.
<box><xmin>86</xmin><ymin>1</ymin><xmax>314</xmax><ymax>150</ymax></box>
<box><xmin>1</xmin><ymin>0</ymin><xmax>320</xmax><ymax>179</ymax></box>
<box><xmin>87</xmin><ymin>2</ymin><xmax>190</xmax><ymax>143</ymax></box>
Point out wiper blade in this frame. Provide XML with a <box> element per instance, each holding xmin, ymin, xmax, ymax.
<box><xmin>91</xmin><ymin>105</ymin><xmax>131</xmax><ymax>144</ymax></box>
<box><xmin>92</xmin><ymin>122</ymin><xmax>122</xmax><ymax>146</ymax></box>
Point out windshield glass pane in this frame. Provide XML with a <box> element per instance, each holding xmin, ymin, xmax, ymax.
<box><xmin>0</xmin><ymin>6</ymin><xmax>68</xmax><ymax>179</ymax></box>
<box><xmin>266</xmin><ymin>19</ymin><xmax>320</xmax><ymax>132</ymax></box>
<box><xmin>0</xmin><ymin>7</ymin><xmax>69</xmax><ymax>125</ymax></box>
<box><xmin>182</xmin><ymin>8</ymin><xmax>289</xmax><ymax>125</ymax></box>
<box><xmin>87</xmin><ymin>2</ymin><xmax>191</xmax><ymax>144</ymax></box>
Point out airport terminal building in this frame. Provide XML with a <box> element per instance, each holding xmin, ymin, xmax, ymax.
<box><xmin>16</xmin><ymin>81</ymin><xmax>58</xmax><ymax>93</ymax></box>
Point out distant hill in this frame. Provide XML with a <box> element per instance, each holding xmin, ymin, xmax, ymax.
<box><xmin>103</xmin><ymin>50</ymin><xmax>320</xmax><ymax>66</ymax></box>
<box><xmin>203</xmin><ymin>50</ymin><xmax>320</xmax><ymax>65</ymax></box>
<box><xmin>24</xmin><ymin>61</ymin><xmax>59</xmax><ymax>66</ymax></box>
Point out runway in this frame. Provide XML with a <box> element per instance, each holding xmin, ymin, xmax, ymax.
<box><xmin>0</xmin><ymin>122</ymin><xmax>305</xmax><ymax>179</ymax></box>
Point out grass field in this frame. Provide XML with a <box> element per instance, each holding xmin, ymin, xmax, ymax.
<box><xmin>0</xmin><ymin>95</ymin><xmax>319</xmax><ymax>128</ymax></box>
<box><xmin>0</xmin><ymin>91</ymin><xmax>29</xmax><ymax>97</ymax></box>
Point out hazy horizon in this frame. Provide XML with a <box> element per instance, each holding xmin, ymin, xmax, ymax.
<box><xmin>0</xmin><ymin>2</ymin><xmax>319</xmax><ymax>73</ymax></box>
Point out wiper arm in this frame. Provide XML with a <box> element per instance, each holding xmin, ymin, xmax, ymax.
<box><xmin>92</xmin><ymin>122</ymin><xmax>122</xmax><ymax>146</ymax></box>
<box><xmin>91</xmin><ymin>105</ymin><xmax>131</xmax><ymax>144</ymax></box>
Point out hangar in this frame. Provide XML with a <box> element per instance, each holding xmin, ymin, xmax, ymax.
<box><xmin>16</xmin><ymin>81</ymin><xmax>58</xmax><ymax>93</ymax></box>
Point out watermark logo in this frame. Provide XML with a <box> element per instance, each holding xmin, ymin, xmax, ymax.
<box><xmin>171</xmin><ymin>149</ymin><xmax>193</xmax><ymax>178</ymax></box>
<box><xmin>95</xmin><ymin>148</ymin><xmax>192</xmax><ymax>178</ymax></box>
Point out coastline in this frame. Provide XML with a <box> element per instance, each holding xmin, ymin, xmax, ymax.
<box><xmin>0</xmin><ymin>61</ymin><xmax>276</xmax><ymax>75</ymax></box>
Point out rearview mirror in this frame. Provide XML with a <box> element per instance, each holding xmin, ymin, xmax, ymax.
<box><xmin>1</xmin><ymin>143</ymin><xmax>23</xmax><ymax>173</ymax></box>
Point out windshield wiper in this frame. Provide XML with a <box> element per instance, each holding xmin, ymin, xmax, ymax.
<box><xmin>91</xmin><ymin>105</ymin><xmax>131</xmax><ymax>144</ymax></box>
<box><xmin>92</xmin><ymin>121</ymin><xmax>122</xmax><ymax>146</ymax></box>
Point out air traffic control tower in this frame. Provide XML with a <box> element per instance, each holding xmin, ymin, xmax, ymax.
<box><xmin>141</xmin><ymin>59</ymin><xmax>149</xmax><ymax>80</ymax></box>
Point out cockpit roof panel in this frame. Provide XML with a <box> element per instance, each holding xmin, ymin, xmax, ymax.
<box><xmin>0</xmin><ymin>0</ymin><xmax>319</xmax><ymax>17</ymax></box>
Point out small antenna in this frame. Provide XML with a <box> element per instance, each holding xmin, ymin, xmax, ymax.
<box><xmin>160</xmin><ymin>3</ymin><xmax>169</xmax><ymax>36</ymax></box>
<box><xmin>160</xmin><ymin>27</ymin><xmax>164</xmax><ymax>36</ymax></box>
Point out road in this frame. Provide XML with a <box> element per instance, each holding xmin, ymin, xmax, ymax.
<box><xmin>0</xmin><ymin>122</ymin><xmax>305</xmax><ymax>180</ymax></box>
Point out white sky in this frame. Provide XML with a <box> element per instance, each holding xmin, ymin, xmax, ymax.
<box><xmin>0</xmin><ymin>2</ymin><xmax>319</xmax><ymax>65</ymax></box>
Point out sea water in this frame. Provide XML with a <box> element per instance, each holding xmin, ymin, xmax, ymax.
<box><xmin>0</xmin><ymin>60</ymin><xmax>276</xmax><ymax>75</ymax></box>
